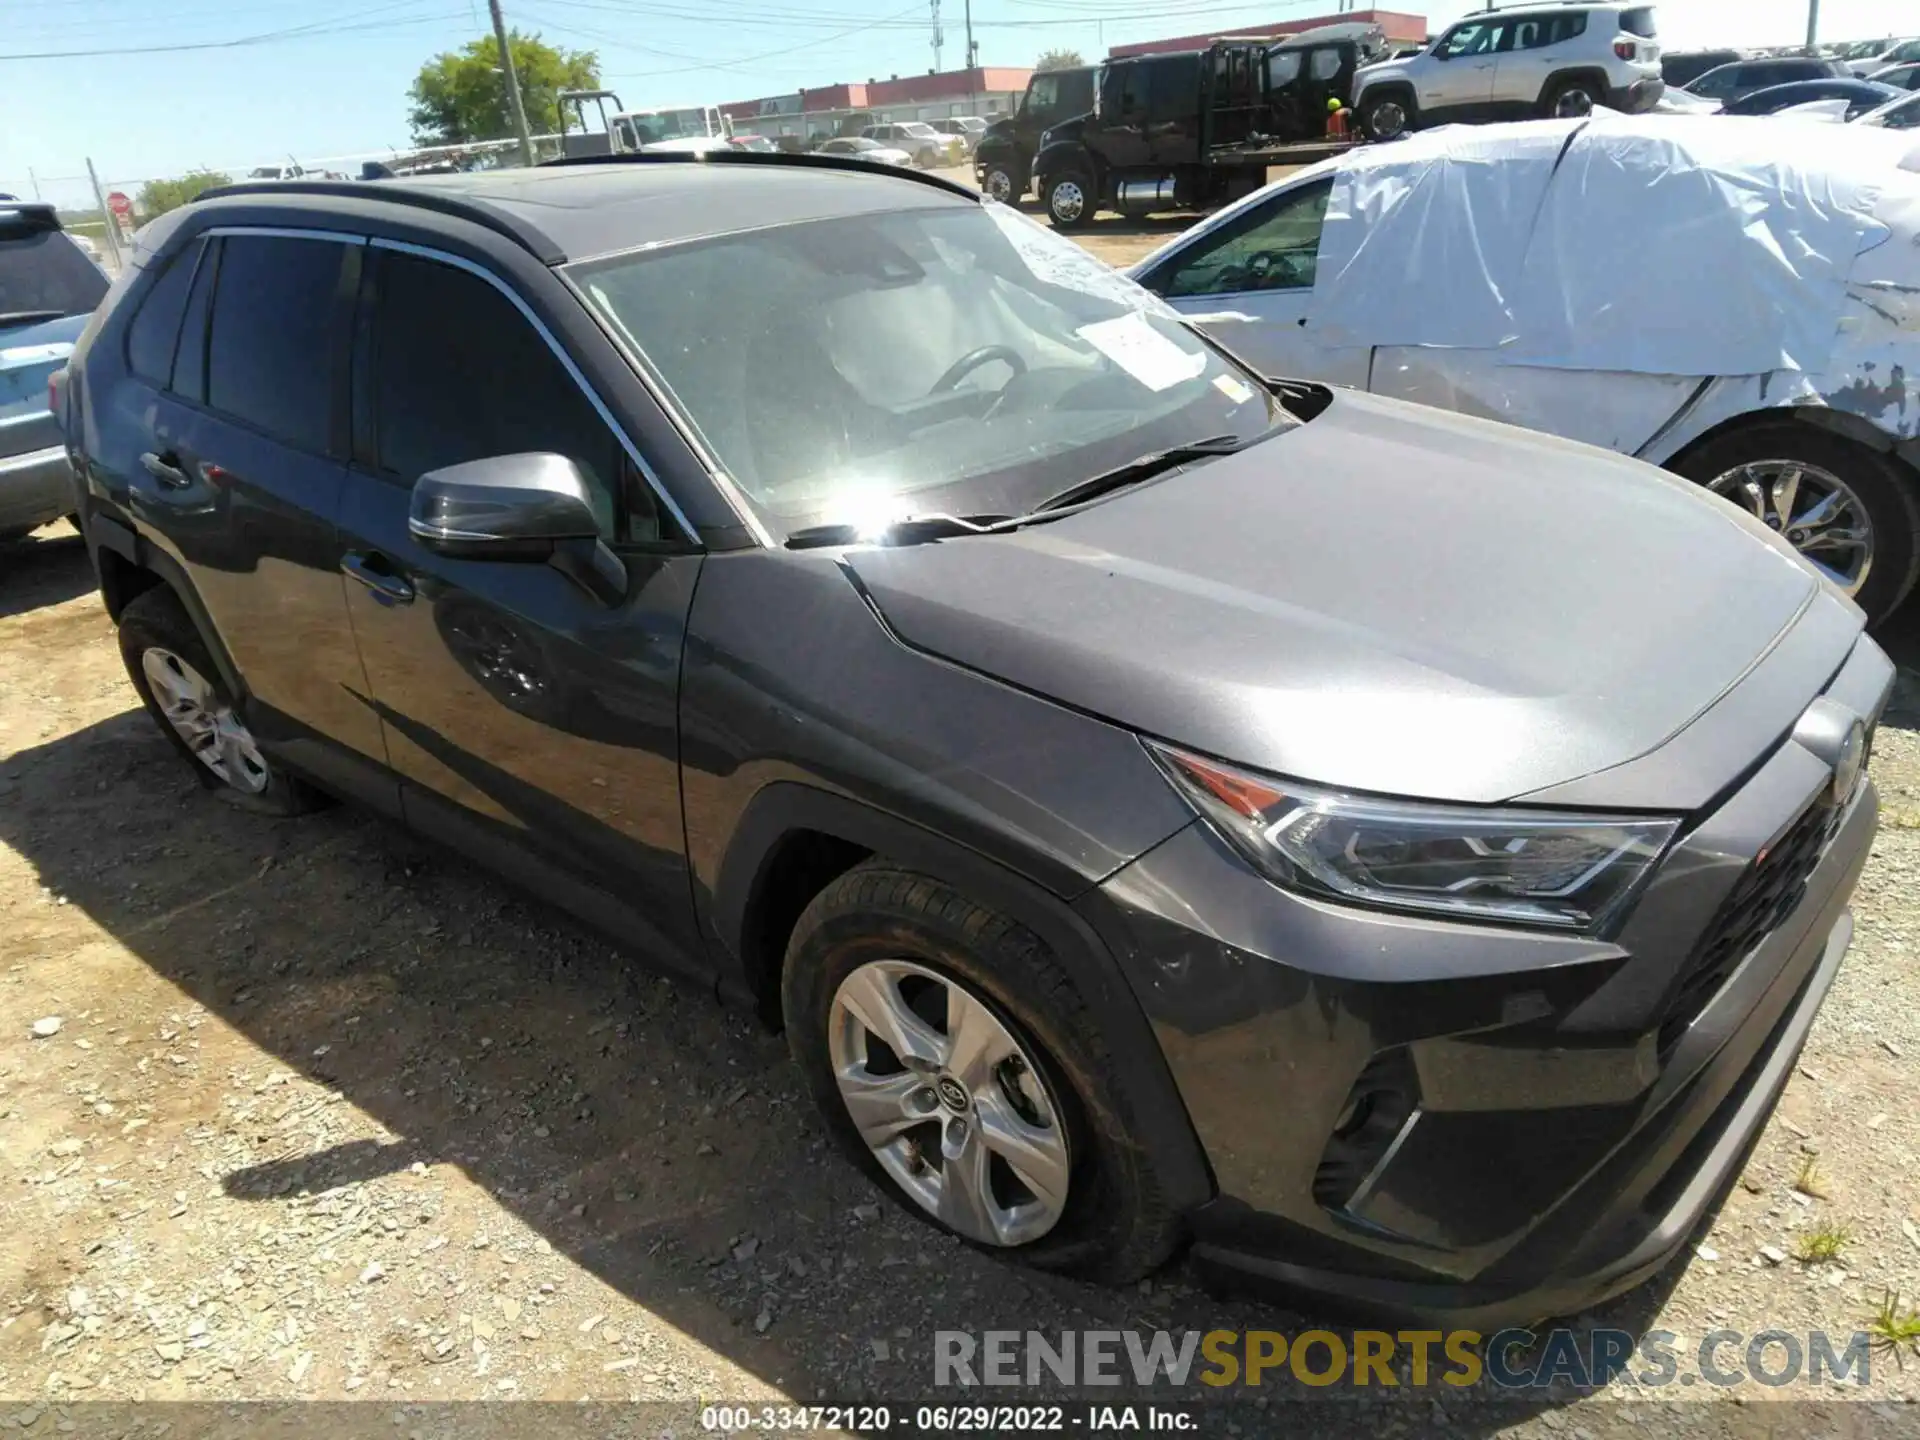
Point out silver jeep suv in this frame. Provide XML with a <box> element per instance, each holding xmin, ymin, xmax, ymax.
<box><xmin>1354</xmin><ymin>2</ymin><xmax>1664</xmax><ymax>140</ymax></box>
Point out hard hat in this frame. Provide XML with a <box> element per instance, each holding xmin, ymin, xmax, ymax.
<box><xmin>1327</xmin><ymin>97</ymin><xmax>1343</xmax><ymax>112</ymax></box>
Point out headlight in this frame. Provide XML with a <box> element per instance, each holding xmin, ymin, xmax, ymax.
<box><xmin>1147</xmin><ymin>742</ymin><xmax>1678</xmax><ymax>934</ymax></box>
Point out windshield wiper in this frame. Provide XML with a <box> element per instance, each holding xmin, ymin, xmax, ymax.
<box><xmin>0</xmin><ymin>309</ymin><xmax>68</xmax><ymax>327</ymax></box>
<box><xmin>784</xmin><ymin>512</ymin><xmax>1014</xmax><ymax>550</ymax></box>
<box><xmin>1030</xmin><ymin>434</ymin><xmax>1248</xmax><ymax>515</ymax></box>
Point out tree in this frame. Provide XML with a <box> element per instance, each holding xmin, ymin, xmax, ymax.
<box><xmin>408</xmin><ymin>31</ymin><xmax>600</xmax><ymax>147</ymax></box>
<box><xmin>1035</xmin><ymin>48</ymin><xmax>1084</xmax><ymax>71</ymax></box>
<box><xmin>137</xmin><ymin>170</ymin><xmax>232</xmax><ymax>219</ymax></box>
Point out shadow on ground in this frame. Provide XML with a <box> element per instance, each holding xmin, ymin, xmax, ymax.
<box><xmin>0</xmin><ymin>528</ymin><xmax>93</xmax><ymax>619</ymax></box>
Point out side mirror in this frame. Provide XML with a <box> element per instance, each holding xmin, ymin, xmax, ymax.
<box><xmin>410</xmin><ymin>453</ymin><xmax>628</xmax><ymax>606</ymax></box>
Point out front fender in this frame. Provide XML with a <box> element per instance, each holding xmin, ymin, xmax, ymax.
<box><xmin>1033</xmin><ymin>141</ymin><xmax>1099</xmax><ymax>189</ymax></box>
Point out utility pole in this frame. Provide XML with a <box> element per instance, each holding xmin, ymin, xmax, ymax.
<box><xmin>930</xmin><ymin>0</ymin><xmax>943</xmax><ymax>72</ymax></box>
<box><xmin>964</xmin><ymin>0</ymin><xmax>975</xmax><ymax>69</ymax></box>
<box><xmin>1805</xmin><ymin>0</ymin><xmax>1820</xmax><ymax>51</ymax></box>
<box><xmin>27</xmin><ymin>167</ymin><xmax>41</xmax><ymax>200</ymax></box>
<box><xmin>488</xmin><ymin>0</ymin><xmax>536</xmax><ymax>168</ymax></box>
<box><xmin>84</xmin><ymin>157</ymin><xmax>123</xmax><ymax>270</ymax></box>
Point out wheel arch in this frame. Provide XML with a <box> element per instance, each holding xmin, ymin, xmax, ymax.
<box><xmin>88</xmin><ymin>514</ymin><xmax>248</xmax><ymax>701</ymax></box>
<box><xmin>1537</xmin><ymin>67</ymin><xmax>1612</xmax><ymax>109</ymax></box>
<box><xmin>1661</xmin><ymin>404</ymin><xmax>1920</xmax><ymax>482</ymax></box>
<box><xmin>712</xmin><ymin>781</ymin><xmax>1215</xmax><ymax>1211</ymax></box>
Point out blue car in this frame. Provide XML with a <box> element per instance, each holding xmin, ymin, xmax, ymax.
<box><xmin>2</xmin><ymin>202</ymin><xmax>108</xmax><ymax>548</ymax></box>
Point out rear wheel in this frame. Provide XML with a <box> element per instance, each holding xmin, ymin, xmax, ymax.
<box><xmin>1044</xmin><ymin>171</ymin><xmax>1095</xmax><ymax>229</ymax></box>
<box><xmin>1673</xmin><ymin>421</ymin><xmax>1920</xmax><ymax>625</ymax></box>
<box><xmin>117</xmin><ymin>586</ymin><xmax>328</xmax><ymax>815</ymax></box>
<box><xmin>1543</xmin><ymin>76</ymin><xmax>1606</xmax><ymax>117</ymax></box>
<box><xmin>783</xmin><ymin>860</ymin><xmax>1182</xmax><ymax>1283</ymax></box>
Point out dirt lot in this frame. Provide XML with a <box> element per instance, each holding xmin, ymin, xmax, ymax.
<box><xmin>4</xmin><ymin>195</ymin><xmax>1920</xmax><ymax>1434</ymax></box>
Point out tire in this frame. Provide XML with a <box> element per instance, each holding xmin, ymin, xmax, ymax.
<box><xmin>117</xmin><ymin>585</ymin><xmax>328</xmax><ymax>816</ymax></box>
<box><xmin>783</xmin><ymin>860</ymin><xmax>1182</xmax><ymax>1285</ymax></box>
<box><xmin>1543</xmin><ymin>76</ymin><xmax>1605</xmax><ymax>117</ymax></box>
<box><xmin>1359</xmin><ymin>91</ymin><xmax>1414</xmax><ymax>141</ymax></box>
<box><xmin>0</xmin><ymin>525</ymin><xmax>36</xmax><ymax>545</ymax></box>
<box><xmin>981</xmin><ymin>164</ymin><xmax>1020</xmax><ymax>204</ymax></box>
<box><xmin>1044</xmin><ymin>171</ymin><xmax>1095</xmax><ymax>229</ymax></box>
<box><xmin>1671</xmin><ymin>420</ymin><xmax>1920</xmax><ymax>626</ymax></box>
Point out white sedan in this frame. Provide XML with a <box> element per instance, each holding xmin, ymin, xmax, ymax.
<box><xmin>1131</xmin><ymin>114</ymin><xmax>1920</xmax><ymax>622</ymax></box>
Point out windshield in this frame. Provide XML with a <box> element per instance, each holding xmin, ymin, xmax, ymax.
<box><xmin>629</xmin><ymin>108</ymin><xmax>716</xmax><ymax>143</ymax></box>
<box><xmin>0</xmin><ymin>227</ymin><xmax>108</xmax><ymax>322</ymax></box>
<box><xmin>901</xmin><ymin>122</ymin><xmax>938</xmax><ymax>136</ymax></box>
<box><xmin>572</xmin><ymin>201</ymin><xmax>1279</xmax><ymax>535</ymax></box>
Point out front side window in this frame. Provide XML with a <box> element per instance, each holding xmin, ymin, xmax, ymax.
<box><xmin>573</xmin><ymin>202</ymin><xmax>1280</xmax><ymax>535</ymax></box>
<box><xmin>1438</xmin><ymin>22</ymin><xmax>1500</xmax><ymax>59</ymax></box>
<box><xmin>1860</xmin><ymin>92</ymin><xmax>1920</xmax><ymax>128</ymax></box>
<box><xmin>1153</xmin><ymin>179</ymin><xmax>1332</xmax><ymax>299</ymax></box>
<box><xmin>204</xmin><ymin>234</ymin><xmax>343</xmax><ymax>454</ymax></box>
<box><xmin>1026</xmin><ymin>74</ymin><xmax>1061</xmax><ymax>114</ymax></box>
<box><xmin>370</xmin><ymin>253</ymin><xmax>638</xmax><ymax>540</ymax></box>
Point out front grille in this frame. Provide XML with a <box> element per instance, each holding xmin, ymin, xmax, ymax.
<box><xmin>1657</xmin><ymin>793</ymin><xmax>1845</xmax><ymax>1053</ymax></box>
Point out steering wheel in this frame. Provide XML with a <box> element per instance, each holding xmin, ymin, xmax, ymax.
<box><xmin>929</xmin><ymin>345</ymin><xmax>1028</xmax><ymax>395</ymax></box>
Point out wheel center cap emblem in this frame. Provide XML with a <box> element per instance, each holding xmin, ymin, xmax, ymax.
<box><xmin>935</xmin><ymin>1076</ymin><xmax>970</xmax><ymax>1112</ymax></box>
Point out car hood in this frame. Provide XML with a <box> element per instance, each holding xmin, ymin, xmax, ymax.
<box><xmin>844</xmin><ymin>390</ymin><xmax>1841</xmax><ymax>807</ymax></box>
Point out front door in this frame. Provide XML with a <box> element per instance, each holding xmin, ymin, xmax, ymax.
<box><xmin>1426</xmin><ymin>18</ymin><xmax>1506</xmax><ymax>118</ymax></box>
<box><xmin>130</xmin><ymin>230</ymin><xmax>391</xmax><ymax>797</ymax></box>
<box><xmin>1141</xmin><ymin>177</ymin><xmax>1370</xmax><ymax>388</ymax></box>
<box><xmin>335</xmin><ymin>243</ymin><xmax>706</xmax><ymax>969</ymax></box>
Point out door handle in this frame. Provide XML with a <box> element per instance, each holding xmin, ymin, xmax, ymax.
<box><xmin>341</xmin><ymin>551</ymin><xmax>416</xmax><ymax>606</ymax></box>
<box><xmin>139</xmin><ymin>451</ymin><xmax>191</xmax><ymax>489</ymax></box>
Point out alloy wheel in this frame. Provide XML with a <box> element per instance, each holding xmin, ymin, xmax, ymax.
<box><xmin>984</xmin><ymin>169</ymin><xmax>1014</xmax><ymax>203</ymax></box>
<box><xmin>1708</xmin><ymin>458</ymin><xmax>1874</xmax><ymax>596</ymax></box>
<box><xmin>1049</xmin><ymin>181</ymin><xmax>1085</xmax><ymax>224</ymax></box>
<box><xmin>1367</xmin><ymin>100</ymin><xmax>1407</xmax><ymax>139</ymax></box>
<box><xmin>828</xmin><ymin>958</ymin><xmax>1070</xmax><ymax>1247</ymax></box>
<box><xmin>140</xmin><ymin>647</ymin><xmax>270</xmax><ymax>794</ymax></box>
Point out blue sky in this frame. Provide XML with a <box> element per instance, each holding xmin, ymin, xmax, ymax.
<box><xmin>3</xmin><ymin>0</ymin><xmax>1914</xmax><ymax>208</ymax></box>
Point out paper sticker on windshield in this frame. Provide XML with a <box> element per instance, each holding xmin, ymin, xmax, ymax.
<box><xmin>1212</xmin><ymin>374</ymin><xmax>1255</xmax><ymax>405</ymax></box>
<box><xmin>1078</xmin><ymin>313</ymin><xmax>1207</xmax><ymax>393</ymax></box>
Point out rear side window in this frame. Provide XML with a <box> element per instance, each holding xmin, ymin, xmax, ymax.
<box><xmin>1618</xmin><ymin>7</ymin><xmax>1656</xmax><ymax>38</ymax></box>
<box><xmin>1147</xmin><ymin>54</ymin><xmax>1202</xmax><ymax>122</ymax></box>
<box><xmin>1308</xmin><ymin>48</ymin><xmax>1343</xmax><ymax>81</ymax></box>
<box><xmin>1268</xmin><ymin>49</ymin><xmax>1303</xmax><ymax>86</ymax></box>
<box><xmin>125</xmin><ymin>242</ymin><xmax>200</xmax><ymax>386</ymax></box>
<box><xmin>1547</xmin><ymin>13</ymin><xmax>1589</xmax><ymax>43</ymax></box>
<box><xmin>205</xmin><ymin>235</ymin><xmax>345</xmax><ymax>455</ymax></box>
<box><xmin>370</xmin><ymin>253</ymin><xmax>631</xmax><ymax>539</ymax></box>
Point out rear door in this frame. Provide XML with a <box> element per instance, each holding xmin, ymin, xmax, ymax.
<box><xmin>335</xmin><ymin>242</ymin><xmax>706</xmax><ymax>968</ymax></box>
<box><xmin>1146</xmin><ymin>51</ymin><xmax>1203</xmax><ymax>166</ymax></box>
<box><xmin>1493</xmin><ymin>10</ymin><xmax>1585</xmax><ymax>110</ymax></box>
<box><xmin>1096</xmin><ymin>61</ymin><xmax>1155</xmax><ymax>171</ymax></box>
<box><xmin>1141</xmin><ymin>176</ymin><xmax>1370</xmax><ymax>387</ymax></box>
<box><xmin>131</xmin><ymin>228</ymin><xmax>390</xmax><ymax>795</ymax></box>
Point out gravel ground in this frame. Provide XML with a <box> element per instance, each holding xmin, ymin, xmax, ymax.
<box><xmin>4</xmin><ymin>289</ymin><xmax>1920</xmax><ymax>1436</ymax></box>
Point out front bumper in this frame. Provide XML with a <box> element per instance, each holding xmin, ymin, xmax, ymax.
<box><xmin>1086</xmin><ymin>636</ymin><xmax>1889</xmax><ymax>1327</ymax></box>
<box><xmin>0</xmin><ymin>442</ymin><xmax>74</xmax><ymax>532</ymax></box>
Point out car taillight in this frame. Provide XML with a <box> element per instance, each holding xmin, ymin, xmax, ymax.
<box><xmin>1614</xmin><ymin>39</ymin><xmax>1636</xmax><ymax>59</ymax></box>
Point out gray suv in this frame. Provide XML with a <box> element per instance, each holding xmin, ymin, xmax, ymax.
<box><xmin>58</xmin><ymin>154</ymin><xmax>1888</xmax><ymax>1325</ymax></box>
<box><xmin>1354</xmin><ymin>2</ymin><xmax>1664</xmax><ymax>139</ymax></box>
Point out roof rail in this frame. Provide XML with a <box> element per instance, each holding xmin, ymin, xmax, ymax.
<box><xmin>536</xmin><ymin>148</ymin><xmax>983</xmax><ymax>202</ymax></box>
<box><xmin>190</xmin><ymin>180</ymin><xmax>566</xmax><ymax>264</ymax></box>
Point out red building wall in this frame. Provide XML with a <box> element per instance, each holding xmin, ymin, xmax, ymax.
<box><xmin>1108</xmin><ymin>9</ymin><xmax>1428</xmax><ymax>58</ymax></box>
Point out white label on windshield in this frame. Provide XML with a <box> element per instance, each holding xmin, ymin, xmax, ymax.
<box><xmin>1077</xmin><ymin>313</ymin><xmax>1207</xmax><ymax>393</ymax></box>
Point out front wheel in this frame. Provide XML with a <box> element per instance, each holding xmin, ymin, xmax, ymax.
<box><xmin>1044</xmin><ymin>171</ymin><xmax>1095</xmax><ymax>229</ymax></box>
<box><xmin>783</xmin><ymin>861</ymin><xmax>1181</xmax><ymax>1283</ymax></box>
<box><xmin>1359</xmin><ymin>92</ymin><xmax>1412</xmax><ymax>140</ymax></box>
<box><xmin>1673</xmin><ymin>421</ymin><xmax>1920</xmax><ymax>625</ymax></box>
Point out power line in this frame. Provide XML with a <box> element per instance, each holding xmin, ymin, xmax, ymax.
<box><xmin>0</xmin><ymin>2</ymin><xmax>467</xmax><ymax>60</ymax></box>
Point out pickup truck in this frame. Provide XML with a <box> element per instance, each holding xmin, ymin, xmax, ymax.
<box><xmin>1032</xmin><ymin>31</ymin><xmax>1370</xmax><ymax>228</ymax></box>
